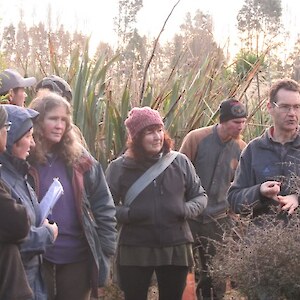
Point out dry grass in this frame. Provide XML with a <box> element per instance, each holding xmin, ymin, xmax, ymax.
<box><xmin>92</xmin><ymin>283</ymin><xmax>159</xmax><ymax>300</ymax></box>
<box><xmin>224</xmin><ymin>289</ymin><xmax>247</xmax><ymax>300</ymax></box>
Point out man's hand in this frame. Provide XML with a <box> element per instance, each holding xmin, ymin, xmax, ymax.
<box><xmin>277</xmin><ymin>194</ymin><xmax>299</xmax><ymax>215</ymax></box>
<box><xmin>260</xmin><ymin>181</ymin><xmax>281</xmax><ymax>200</ymax></box>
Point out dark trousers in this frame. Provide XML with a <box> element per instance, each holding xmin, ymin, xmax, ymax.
<box><xmin>118</xmin><ymin>265</ymin><xmax>189</xmax><ymax>300</ymax></box>
<box><xmin>189</xmin><ymin>217</ymin><xmax>232</xmax><ymax>300</ymax></box>
<box><xmin>42</xmin><ymin>259</ymin><xmax>91</xmax><ymax>300</ymax></box>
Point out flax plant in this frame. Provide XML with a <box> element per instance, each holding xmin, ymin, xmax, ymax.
<box><xmin>146</xmin><ymin>50</ymin><xmax>268</xmax><ymax>148</ymax></box>
<box><xmin>68</xmin><ymin>42</ymin><xmax>269</xmax><ymax>168</ymax></box>
<box><xmin>71</xmin><ymin>43</ymin><xmax>118</xmax><ymax>164</ymax></box>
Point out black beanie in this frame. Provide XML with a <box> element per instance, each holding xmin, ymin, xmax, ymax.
<box><xmin>219</xmin><ymin>98</ymin><xmax>247</xmax><ymax>123</ymax></box>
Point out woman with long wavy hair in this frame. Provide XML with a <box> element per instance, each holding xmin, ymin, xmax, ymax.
<box><xmin>28</xmin><ymin>92</ymin><xmax>117</xmax><ymax>300</ymax></box>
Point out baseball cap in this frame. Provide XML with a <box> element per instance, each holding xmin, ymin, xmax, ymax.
<box><xmin>0</xmin><ymin>69</ymin><xmax>36</xmax><ymax>95</ymax></box>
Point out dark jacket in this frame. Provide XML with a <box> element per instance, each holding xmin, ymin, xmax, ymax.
<box><xmin>227</xmin><ymin>128</ymin><xmax>300</xmax><ymax>218</ymax></box>
<box><xmin>29</xmin><ymin>151</ymin><xmax>117</xmax><ymax>296</ymax></box>
<box><xmin>106</xmin><ymin>151</ymin><xmax>207</xmax><ymax>247</ymax></box>
<box><xmin>0</xmin><ymin>177</ymin><xmax>33</xmax><ymax>300</ymax></box>
<box><xmin>0</xmin><ymin>176</ymin><xmax>30</xmax><ymax>242</ymax></box>
<box><xmin>0</xmin><ymin>153</ymin><xmax>55</xmax><ymax>300</ymax></box>
<box><xmin>0</xmin><ymin>244</ymin><xmax>33</xmax><ymax>300</ymax></box>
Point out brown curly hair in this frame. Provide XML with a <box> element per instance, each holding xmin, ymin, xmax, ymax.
<box><xmin>28</xmin><ymin>92</ymin><xmax>82</xmax><ymax>165</ymax></box>
<box><xmin>269</xmin><ymin>78</ymin><xmax>300</xmax><ymax>103</ymax></box>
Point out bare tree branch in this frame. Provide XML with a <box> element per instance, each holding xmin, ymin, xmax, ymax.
<box><xmin>138</xmin><ymin>0</ymin><xmax>181</xmax><ymax>104</ymax></box>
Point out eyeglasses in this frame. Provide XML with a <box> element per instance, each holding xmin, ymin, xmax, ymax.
<box><xmin>272</xmin><ymin>102</ymin><xmax>300</xmax><ymax>113</ymax></box>
<box><xmin>3</xmin><ymin>122</ymin><xmax>11</xmax><ymax>132</ymax></box>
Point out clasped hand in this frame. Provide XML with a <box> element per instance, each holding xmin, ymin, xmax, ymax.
<box><xmin>260</xmin><ymin>181</ymin><xmax>299</xmax><ymax>214</ymax></box>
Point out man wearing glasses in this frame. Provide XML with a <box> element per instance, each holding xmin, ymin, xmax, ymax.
<box><xmin>228</xmin><ymin>78</ymin><xmax>300</xmax><ymax>220</ymax></box>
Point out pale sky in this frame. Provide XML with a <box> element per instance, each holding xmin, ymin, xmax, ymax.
<box><xmin>0</xmin><ymin>0</ymin><xmax>300</xmax><ymax>57</ymax></box>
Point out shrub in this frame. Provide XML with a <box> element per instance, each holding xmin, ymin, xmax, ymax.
<box><xmin>210</xmin><ymin>213</ymin><xmax>300</xmax><ymax>300</ymax></box>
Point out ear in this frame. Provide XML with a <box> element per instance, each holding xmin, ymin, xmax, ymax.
<box><xmin>8</xmin><ymin>89</ymin><xmax>14</xmax><ymax>102</ymax></box>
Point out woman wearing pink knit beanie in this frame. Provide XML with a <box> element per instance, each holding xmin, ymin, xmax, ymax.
<box><xmin>124</xmin><ymin>106</ymin><xmax>164</xmax><ymax>139</ymax></box>
<box><xmin>106</xmin><ymin>106</ymin><xmax>207</xmax><ymax>300</ymax></box>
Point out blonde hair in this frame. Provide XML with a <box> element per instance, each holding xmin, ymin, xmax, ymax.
<box><xmin>28</xmin><ymin>92</ymin><xmax>82</xmax><ymax>165</ymax></box>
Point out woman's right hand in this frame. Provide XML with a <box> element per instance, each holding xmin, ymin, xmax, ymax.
<box><xmin>43</xmin><ymin>219</ymin><xmax>58</xmax><ymax>241</ymax></box>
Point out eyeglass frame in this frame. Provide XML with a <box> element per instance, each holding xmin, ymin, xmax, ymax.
<box><xmin>3</xmin><ymin>121</ymin><xmax>11</xmax><ymax>132</ymax></box>
<box><xmin>272</xmin><ymin>102</ymin><xmax>300</xmax><ymax>113</ymax></box>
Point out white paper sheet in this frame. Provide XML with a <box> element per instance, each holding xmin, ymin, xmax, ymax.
<box><xmin>39</xmin><ymin>178</ymin><xmax>64</xmax><ymax>226</ymax></box>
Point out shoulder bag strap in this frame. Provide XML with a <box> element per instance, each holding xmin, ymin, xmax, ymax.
<box><xmin>124</xmin><ymin>151</ymin><xmax>178</xmax><ymax>206</ymax></box>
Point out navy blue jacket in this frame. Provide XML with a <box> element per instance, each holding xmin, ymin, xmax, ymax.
<box><xmin>228</xmin><ymin>128</ymin><xmax>300</xmax><ymax>218</ymax></box>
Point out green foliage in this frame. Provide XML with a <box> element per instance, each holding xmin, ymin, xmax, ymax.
<box><xmin>114</xmin><ymin>0</ymin><xmax>143</xmax><ymax>47</ymax></box>
<box><xmin>70</xmin><ymin>46</ymin><xmax>267</xmax><ymax>168</ymax></box>
<box><xmin>1</xmin><ymin>20</ymin><xmax>88</xmax><ymax>77</ymax></box>
<box><xmin>153</xmin><ymin>50</ymin><xmax>268</xmax><ymax>148</ymax></box>
<box><xmin>71</xmin><ymin>42</ymin><xmax>119</xmax><ymax>164</ymax></box>
<box><xmin>286</xmin><ymin>35</ymin><xmax>300</xmax><ymax>81</ymax></box>
<box><xmin>237</xmin><ymin>0</ymin><xmax>282</xmax><ymax>52</ymax></box>
<box><xmin>235</xmin><ymin>51</ymin><xmax>263</xmax><ymax>80</ymax></box>
<box><xmin>0</xmin><ymin>4</ymin><xmax>274</xmax><ymax>168</ymax></box>
<box><xmin>238</xmin><ymin>0</ymin><xmax>282</xmax><ymax>32</ymax></box>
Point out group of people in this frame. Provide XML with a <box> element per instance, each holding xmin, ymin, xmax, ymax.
<box><xmin>0</xmin><ymin>68</ymin><xmax>300</xmax><ymax>300</ymax></box>
<box><xmin>0</xmin><ymin>69</ymin><xmax>117</xmax><ymax>300</ymax></box>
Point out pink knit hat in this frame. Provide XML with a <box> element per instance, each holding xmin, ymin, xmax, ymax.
<box><xmin>125</xmin><ymin>106</ymin><xmax>164</xmax><ymax>138</ymax></box>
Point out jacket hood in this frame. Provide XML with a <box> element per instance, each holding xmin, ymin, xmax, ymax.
<box><xmin>4</xmin><ymin>105</ymin><xmax>39</xmax><ymax>152</ymax></box>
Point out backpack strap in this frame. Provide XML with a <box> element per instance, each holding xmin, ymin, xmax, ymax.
<box><xmin>124</xmin><ymin>151</ymin><xmax>178</xmax><ymax>206</ymax></box>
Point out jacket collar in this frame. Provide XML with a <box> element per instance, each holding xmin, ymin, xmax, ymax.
<box><xmin>0</xmin><ymin>152</ymin><xmax>29</xmax><ymax>177</ymax></box>
<box><xmin>259</xmin><ymin>127</ymin><xmax>300</xmax><ymax>149</ymax></box>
